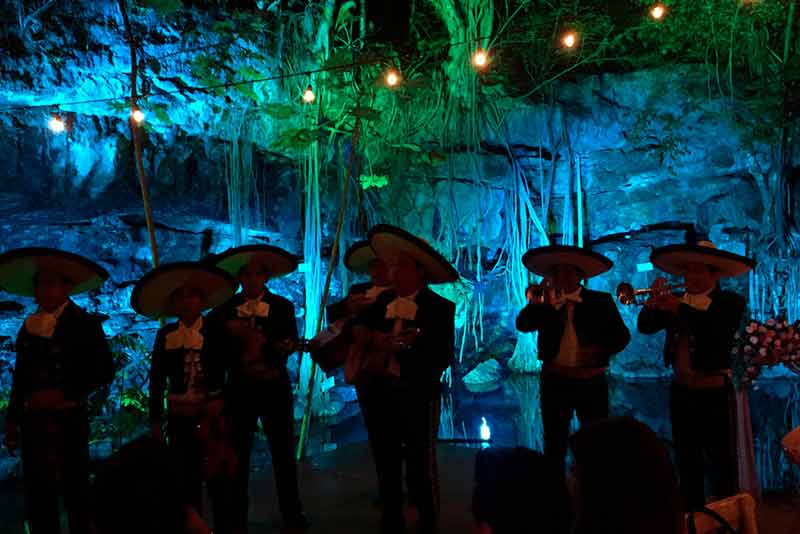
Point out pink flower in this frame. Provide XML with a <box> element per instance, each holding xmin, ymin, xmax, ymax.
<box><xmin>744</xmin><ymin>345</ymin><xmax>753</xmax><ymax>353</ymax></box>
<box><xmin>758</xmin><ymin>326</ymin><xmax>767</xmax><ymax>333</ymax></box>
<box><xmin>767</xmin><ymin>318</ymin><xmax>776</xmax><ymax>326</ymax></box>
<box><xmin>759</xmin><ymin>348</ymin><xmax>767</xmax><ymax>356</ymax></box>
<box><xmin>750</xmin><ymin>336</ymin><xmax>759</xmax><ymax>345</ymax></box>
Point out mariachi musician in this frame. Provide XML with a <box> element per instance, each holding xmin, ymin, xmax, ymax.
<box><xmin>131</xmin><ymin>261</ymin><xmax>239</xmax><ymax>533</ymax></box>
<box><xmin>347</xmin><ymin>224</ymin><xmax>457</xmax><ymax>534</ymax></box>
<box><xmin>207</xmin><ymin>245</ymin><xmax>309</xmax><ymax>532</ymax></box>
<box><xmin>319</xmin><ymin>240</ymin><xmax>393</xmax><ymax>381</ymax></box>
<box><xmin>637</xmin><ymin>237</ymin><xmax>754</xmax><ymax>508</ymax></box>
<box><xmin>515</xmin><ymin>245</ymin><xmax>630</xmax><ymax>475</ymax></box>
<box><xmin>1</xmin><ymin>247</ymin><xmax>115</xmax><ymax>534</ymax></box>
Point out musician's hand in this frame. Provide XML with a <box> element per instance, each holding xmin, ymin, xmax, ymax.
<box><xmin>3</xmin><ymin>422</ymin><xmax>18</xmax><ymax>455</ymax></box>
<box><xmin>651</xmin><ymin>277</ymin><xmax>669</xmax><ymax>293</ymax></box>
<box><xmin>579</xmin><ymin>344</ymin><xmax>601</xmax><ymax>363</ymax></box>
<box><xmin>275</xmin><ymin>338</ymin><xmax>295</xmax><ymax>356</ymax></box>
<box><xmin>27</xmin><ymin>389</ymin><xmax>67</xmax><ymax>411</ymax></box>
<box><xmin>347</xmin><ymin>294</ymin><xmax>374</xmax><ymax>314</ymax></box>
<box><xmin>652</xmin><ymin>294</ymin><xmax>681</xmax><ymax>314</ymax></box>
<box><xmin>151</xmin><ymin>423</ymin><xmax>164</xmax><ymax>442</ymax></box>
<box><xmin>395</xmin><ymin>328</ymin><xmax>420</xmax><ymax>350</ymax></box>
<box><xmin>205</xmin><ymin>399</ymin><xmax>225</xmax><ymax>419</ymax></box>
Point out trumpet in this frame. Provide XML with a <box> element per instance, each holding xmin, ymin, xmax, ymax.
<box><xmin>616</xmin><ymin>282</ymin><xmax>685</xmax><ymax>306</ymax></box>
<box><xmin>525</xmin><ymin>282</ymin><xmax>562</xmax><ymax>305</ymax></box>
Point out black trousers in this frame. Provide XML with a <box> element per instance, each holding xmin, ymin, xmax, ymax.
<box><xmin>168</xmin><ymin>417</ymin><xmax>233</xmax><ymax>533</ymax></box>
<box><xmin>20</xmin><ymin>411</ymin><xmax>90</xmax><ymax>534</ymax></box>
<box><xmin>670</xmin><ymin>382</ymin><xmax>737</xmax><ymax>509</ymax></box>
<box><xmin>358</xmin><ymin>377</ymin><xmax>440</xmax><ymax>534</ymax></box>
<box><xmin>230</xmin><ymin>379</ymin><xmax>303</xmax><ymax>529</ymax></box>
<box><xmin>540</xmin><ymin>369</ymin><xmax>609</xmax><ymax>475</ymax></box>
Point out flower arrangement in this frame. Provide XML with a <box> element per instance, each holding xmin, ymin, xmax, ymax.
<box><xmin>732</xmin><ymin>318</ymin><xmax>800</xmax><ymax>386</ymax></box>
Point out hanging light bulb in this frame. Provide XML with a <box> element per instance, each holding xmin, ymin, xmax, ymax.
<box><xmin>385</xmin><ymin>68</ymin><xmax>401</xmax><ymax>87</ymax></box>
<box><xmin>302</xmin><ymin>84</ymin><xmax>316</xmax><ymax>103</ymax></box>
<box><xmin>472</xmin><ymin>49</ymin><xmax>489</xmax><ymax>69</ymax></box>
<box><xmin>131</xmin><ymin>108</ymin><xmax>145</xmax><ymax>124</ymax></box>
<box><xmin>562</xmin><ymin>31</ymin><xmax>578</xmax><ymax>49</ymax></box>
<box><xmin>48</xmin><ymin>115</ymin><xmax>66</xmax><ymax>134</ymax></box>
<box><xmin>650</xmin><ymin>3</ymin><xmax>666</xmax><ymax>20</ymax></box>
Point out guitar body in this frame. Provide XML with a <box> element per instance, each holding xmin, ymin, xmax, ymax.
<box><xmin>345</xmin><ymin>326</ymin><xmax>400</xmax><ymax>384</ymax></box>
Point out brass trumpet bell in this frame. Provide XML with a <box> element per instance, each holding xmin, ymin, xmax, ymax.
<box><xmin>616</xmin><ymin>282</ymin><xmax>685</xmax><ymax>306</ymax></box>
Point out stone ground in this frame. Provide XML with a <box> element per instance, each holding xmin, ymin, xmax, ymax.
<box><xmin>0</xmin><ymin>443</ymin><xmax>798</xmax><ymax>533</ymax></box>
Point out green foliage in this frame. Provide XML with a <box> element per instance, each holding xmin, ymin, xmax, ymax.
<box><xmin>359</xmin><ymin>174</ymin><xmax>389</xmax><ymax>189</ymax></box>
<box><xmin>135</xmin><ymin>0</ymin><xmax>182</xmax><ymax>14</ymax></box>
<box><xmin>151</xmin><ymin>104</ymin><xmax>172</xmax><ymax>124</ymax></box>
<box><xmin>272</xmin><ymin>127</ymin><xmax>319</xmax><ymax>152</ymax></box>
<box><xmin>349</xmin><ymin>106</ymin><xmax>381</xmax><ymax>121</ymax></box>
<box><xmin>263</xmin><ymin>103</ymin><xmax>296</xmax><ymax>120</ymax></box>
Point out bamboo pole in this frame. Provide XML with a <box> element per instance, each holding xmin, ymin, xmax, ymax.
<box><xmin>576</xmin><ymin>154</ymin><xmax>583</xmax><ymax>249</ymax></box>
<box><xmin>296</xmin><ymin>118</ymin><xmax>362</xmax><ymax>461</ymax></box>
<box><xmin>117</xmin><ymin>0</ymin><xmax>160</xmax><ymax>270</ymax></box>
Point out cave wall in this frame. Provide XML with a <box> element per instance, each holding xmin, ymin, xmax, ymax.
<box><xmin>0</xmin><ymin>65</ymin><xmax>777</xmax><ymax>382</ymax></box>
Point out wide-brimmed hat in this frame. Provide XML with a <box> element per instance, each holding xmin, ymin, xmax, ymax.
<box><xmin>131</xmin><ymin>262</ymin><xmax>237</xmax><ymax>319</ymax></box>
<box><xmin>368</xmin><ymin>224</ymin><xmax>459</xmax><ymax>284</ymax></box>
<box><xmin>0</xmin><ymin>247</ymin><xmax>109</xmax><ymax>296</ymax></box>
<box><xmin>212</xmin><ymin>244</ymin><xmax>298</xmax><ymax>279</ymax></box>
<box><xmin>651</xmin><ymin>241</ymin><xmax>755</xmax><ymax>278</ymax></box>
<box><xmin>522</xmin><ymin>245</ymin><xmax>612</xmax><ymax>278</ymax></box>
<box><xmin>344</xmin><ymin>241</ymin><xmax>377</xmax><ymax>274</ymax></box>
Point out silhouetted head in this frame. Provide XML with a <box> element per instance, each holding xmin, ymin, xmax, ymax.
<box><xmin>238</xmin><ymin>258</ymin><xmax>269</xmax><ymax>299</ymax></box>
<box><xmin>473</xmin><ymin>447</ymin><xmax>571</xmax><ymax>534</ymax></box>
<box><xmin>368</xmin><ymin>258</ymin><xmax>391</xmax><ymax>287</ymax></box>
<box><xmin>569</xmin><ymin>417</ymin><xmax>684</xmax><ymax>534</ymax></box>
<box><xmin>170</xmin><ymin>286</ymin><xmax>205</xmax><ymax>326</ymax></box>
<box><xmin>552</xmin><ymin>264</ymin><xmax>584</xmax><ymax>294</ymax></box>
<box><xmin>33</xmin><ymin>270</ymin><xmax>72</xmax><ymax>312</ymax></box>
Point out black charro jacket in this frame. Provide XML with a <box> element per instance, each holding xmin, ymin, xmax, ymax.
<box><xmin>148</xmin><ymin>317</ymin><xmax>227</xmax><ymax>422</ymax></box>
<box><xmin>354</xmin><ymin>286</ymin><xmax>455</xmax><ymax>397</ymax></box>
<box><xmin>515</xmin><ymin>287</ymin><xmax>630</xmax><ymax>367</ymax></box>
<box><xmin>6</xmin><ymin>300</ymin><xmax>114</xmax><ymax>421</ymax></box>
<box><xmin>637</xmin><ymin>287</ymin><xmax>744</xmax><ymax>373</ymax></box>
<box><xmin>207</xmin><ymin>289</ymin><xmax>298</xmax><ymax>387</ymax></box>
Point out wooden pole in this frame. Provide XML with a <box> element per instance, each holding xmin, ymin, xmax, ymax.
<box><xmin>296</xmin><ymin>118</ymin><xmax>361</xmax><ymax>461</ymax></box>
<box><xmin>118</xmin><ymin>0</ymin><xmax>160</xmax><ymax>270</ymax></box>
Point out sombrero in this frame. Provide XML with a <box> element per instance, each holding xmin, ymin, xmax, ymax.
<box><xmin>0</xmin><ymin>247</ymin><xmax>109</xmax><ymax>296</ymax></box>
<box><xmin>522</xmin><ymin>245</ymin><xmax>612</xmax><ymax>279</ymax></box>
<box><xmin>368</xmin><ymin>224</ymin><xmax>459</xmax><ymax>284</ymax></box>
<box><xmin>651</xmin><ymin>241</ymin><xmax>755</xmax><ymax>278</ymax></box>
<box><xmin>344</xmin><ymin>241</ymin><xmax>377</xmax><ymax>274</ymax></box>
<box><xmin>212</xmin><ymin>244</ymin><xmax>298</xmax><ymax>279</ymax></box>
<box><xmin>131</xmin><ymin>262</ymin><xmax>237</xmax><ymax>319</ymax></box>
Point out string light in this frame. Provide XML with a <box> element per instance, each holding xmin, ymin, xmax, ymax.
<box><xmin>562</xmin><ymin>31</ymin><xmax>578</xmax><ymax>49</ymax></box>
<box><xmin>131</xmin><ymin>108</ymin><xmax>145</xmax><ymax>124</ymax></box>
<box><xmin>472</xmin><ymin>49</ymin><xmax>489</xmax><ymax>69</ymax></box>
<box><xmin>48</xmin><ymin>116</ymin><xmax>65</xmax><ymax>133</ymax></box>
<box><xmin>385</xmin><ymin>68</ymin><xmax>401</xmax><ymax>87</ymax></box>
<box><xmin>650</xmin><ymin>3</ymin><xmax>666</xmax><ymax>20</ymax></box>
<box><xmin>302</xmin><ymin>84</ymin><xmax>316</xmax><ymax>103</ymax></box>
